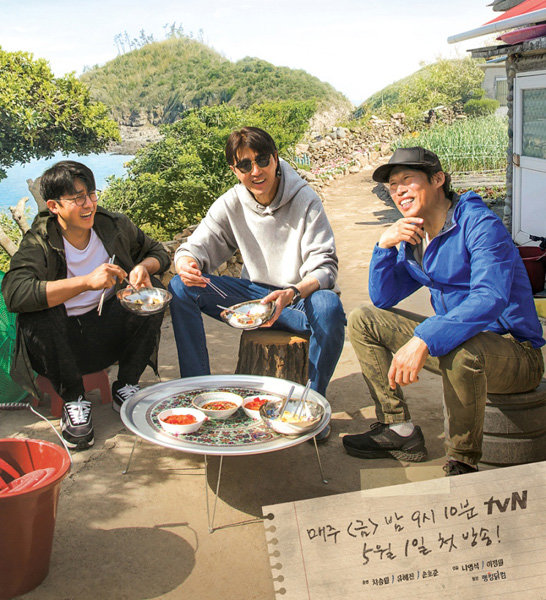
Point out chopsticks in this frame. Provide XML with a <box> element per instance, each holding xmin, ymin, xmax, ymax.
<box><xmin>204</xmin><ymin>277</ymin><xmax>228</xmax><ymax>299</ymax></box>
<box><xmin>97</xmin><ymin>254</ymin><xmax>115</xmax><ymax>316</ymax></box>
<box><xmin>122</xmin><ymin>276</ymin><xmax>139</xmax><ymax>293</ymax></box>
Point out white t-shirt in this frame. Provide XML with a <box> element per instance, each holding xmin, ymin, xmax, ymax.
<box><xmin>63</xmin><ymin>230</ymin><xmax>113</xmax><ymax>316</ymax></box>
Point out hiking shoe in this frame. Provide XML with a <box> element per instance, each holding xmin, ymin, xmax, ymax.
<box><xmin>342</xmin><ymin>422</ymin><xmax>428</xmax><ymax>462</ymax></box>
<box><xmin>308</xmin><ymin>424</ymin><xmax>331</xmax><ymax>444</ymax></box>
<box><xmin>112</xmin><ymin>382</ymin><xmax>140</xmax><ymax>413</ymax></box>
<box><xmin>61</xmin><ymin>396</ymin><xmax>94</xmax><ymax>450</ymax></box>
<box><xmin>443</xmin><ymin>460</ymin><xmax>478</xmax><ymax>477</ymax></box>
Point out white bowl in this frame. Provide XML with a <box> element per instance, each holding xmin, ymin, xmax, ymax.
<box><xmin>192</xmin><ymin>391</ymin><xmax>243</xmax><ymax>419</ymax></box>
<box><xmin>242</xmin><ymin>394</ymin><xmax>283</xmax><ymax>420</ymax></box>
<box><xmin>158</xmin><ymin>407</ymin><xmax>206</xmax><ymax>435</ymax></box>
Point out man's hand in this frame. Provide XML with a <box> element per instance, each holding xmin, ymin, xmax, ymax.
<box><xmin>176</xmin><ymin>255</ymin><xmax>206</xmax><ymax>287</ymax></box>
<box><xmin>129</xmin><ymin>264</ymin><xmax>152</xmax><ymax>289</ymax></box>
<box><xmin>259</xmin><ymin>288</ymin><xmax>296</xmax><ymax>327</ymax></box>
<box><xmin>388</xmin><ymin>336</ymin><xmax>429</xmax><ymax>389</ymax></box>
<box><xmin>85</xmin><ymin>263</ymin><xmax>127</xmax><ymax>291</ymax></box>
<box><xmin>379</xmin><ymin>218</ymin><xmax>425</xmax><ymax>249</ymax></box>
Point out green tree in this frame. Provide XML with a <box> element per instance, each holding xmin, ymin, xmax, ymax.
<box><xmin>102</xmin><ymin>101</ymin><xmax>315</xmax><ymax>237</ymax></box>
<box><xmin>0</xmin><ymin>47</ymin><xmax>120</xmax><ymax>180</ymax></box>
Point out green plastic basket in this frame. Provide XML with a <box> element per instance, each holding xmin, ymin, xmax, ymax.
<box><xmin>0</xmin><ymin>272</ymin><xmax>27</xmax><ymax>405</ymax></box>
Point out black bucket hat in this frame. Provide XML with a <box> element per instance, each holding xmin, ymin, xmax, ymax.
<box><xmin>372</xmin><ymin>147</ymin><xmax>443</xmax><ymax>183</ymax></box>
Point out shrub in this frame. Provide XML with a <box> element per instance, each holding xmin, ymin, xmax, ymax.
<box><xmin>463</xmin><ymin>98</ymin><xmax>500</xmax><ymax>117</ymax></box>
<box><xmin>0</xmin><ymin>213</ymin><xmax>23</xmax><ymax>272</ymax></box>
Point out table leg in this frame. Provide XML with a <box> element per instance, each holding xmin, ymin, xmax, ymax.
<box><xmin>122</xmin><ymin>436</ymin><xmax>139</xmax><ymax>475</ymax></box>
<box><xmin>204</xmin><ymin>454</ymin><xmax>224</xmax><ymax>533</ymax></box>
<box><xmin>312</xmin><ymin>437</ymin><xmax>328</xmax><ymax>484</ymax></box>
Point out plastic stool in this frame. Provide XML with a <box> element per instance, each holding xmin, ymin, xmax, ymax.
<box><xmin>34</xmin><ymin>371</ymin><xmax>112</xmax><ymax>417</ymax></box>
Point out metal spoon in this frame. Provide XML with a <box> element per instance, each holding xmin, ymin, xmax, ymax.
<box><xmin>276</xmin><ymin>385</ymin><xmax>295</xmax><ymax>419</ymax></box>
<box><xmin>217</xmin><ymin>304</ymin><xmax>244</xmax><ymax>314</ymax></box>
<box><xmin>294</xmin><ymin>379</ymin><xmax>312</xmax><ymax>419</ymax></box>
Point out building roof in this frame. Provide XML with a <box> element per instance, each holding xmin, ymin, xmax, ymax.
<box><xmin>448</xmin><ymin>0</ymin><xmax>546</xmax><ymax>43</ymax></box>
<box><xmin>486</xmin><ymin>0</ymin><xmax>546</xmax><ymax>23</ymax></box>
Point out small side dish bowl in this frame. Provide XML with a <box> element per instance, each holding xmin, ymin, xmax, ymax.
<box><xmin>259</xmin><ymin>398</ymin><xmax>324</xmax><ymax>436</ymax></box>
<box><xmin>117</xmin><ymin>286</ymin><xmax>172</xmax><ymax>316</ymax></box>
<box><xmin>158</xmin><ymin>407</ymin><xmax>206</xmax><ymax>435</ymax></box>
<box><xmin>192</xmin><ymin>391</ymin><xmax>243</xmax><ymax>419</ymax></box>
<box><xmin>242</xmin><ymin>394</ymin><xmax>283</xmax><ymax>420</ymax></box>
<box><xmin>219</xmin><ymin>299</ymin><xmax>275</xmax><ymax>330</ymax></box>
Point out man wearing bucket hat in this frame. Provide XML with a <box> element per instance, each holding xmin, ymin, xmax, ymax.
<box><xmin>343</xmin><ymin>147</ymin><xmax>544</xmax><ymax>475</ymax></box>
<box><xmin>2</xmin><ymin>161</ymin><xmax>170</xmax><ymax>450</ymax></box>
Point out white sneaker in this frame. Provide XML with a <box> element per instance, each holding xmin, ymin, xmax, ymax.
<box><xmin>61</xmin><ymin>396</ymin><xmax>94</xmax><ymax>450</ymax></box>
<box><xmin>112</xmin><ymin>382</ymin><xmax>140</xmax><ymax>413</ymax></box>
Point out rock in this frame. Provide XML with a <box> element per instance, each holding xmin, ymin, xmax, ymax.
<box><xmin>380</xmin><ymin>143</ymin><xmax>391</xmax><ymax>155</ymax></box>
<box><xmin>349</xmin><ymin>165</ymin><xmax>360</xmax><ymax>174</ymax></box>
<box><xmin>356</xmin><ymin>154</ymin><xmax>369</xmax><ymax>167</ymax></box>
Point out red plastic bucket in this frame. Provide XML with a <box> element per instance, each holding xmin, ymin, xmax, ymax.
<box><xmin>518</xmin><ymin>246</ymin><xmax>546</xmax><ymax>295</ymax></box>
<box><xmin>0</xmin><ymin>439</ymin><xmax>70</xmax><ymax>599</ymax></box>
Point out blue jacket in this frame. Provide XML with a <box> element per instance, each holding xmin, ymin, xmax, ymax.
<box><xmin>369</xmin><ymin>191</ymin><xmax>545</xmax><ymax>357</ymax></box>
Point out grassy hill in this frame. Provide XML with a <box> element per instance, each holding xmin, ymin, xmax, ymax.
<box><xmin>81</xmin><ymin>37</ymin><xmax>349</xmax><ymax>124</ymax></box>
<box><xmin>357</xmin><ymin>58</ymin><xmax>485</xmax><ymax>126</ymax></box>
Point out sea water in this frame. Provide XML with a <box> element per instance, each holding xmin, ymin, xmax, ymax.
<box><xmin>0</xmin><ymin>152</ymin><xmax>133</xmax><ymax>216</ymax></box>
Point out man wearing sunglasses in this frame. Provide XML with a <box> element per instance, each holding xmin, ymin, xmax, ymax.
<box><xmin>169</xmin><ymin>127</ymin><xmax>345</xmax><ymax>441</ymax></box>
<box><xmin>2</xmin><ymin>160</ymin><xmax>170</xmax><ymax>450</ymax></box>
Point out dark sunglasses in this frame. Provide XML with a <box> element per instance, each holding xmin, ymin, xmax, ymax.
<box><xmin>234</xmin><ymin>154</ymin><xmax>271</xmax><ymax>174</ymax></box>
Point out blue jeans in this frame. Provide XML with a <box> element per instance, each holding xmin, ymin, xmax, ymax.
<box><xmin>168</xmin><ymin>275</ymin><xmax>346</xmax><ymax>396</ymax></box>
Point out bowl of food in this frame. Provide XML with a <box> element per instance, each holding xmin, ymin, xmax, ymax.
<box><xmin>259</xmin><ymin>398</ymin><xmax>324</xmax><ymax>436</ymax></box>
<box><xmin>158</xmin><ymin>407</ymin><xmax>207</xmax><ymax>435</ymax></box>
<box><xmin>219</xmin><ymin>299</ymin><xmax>275</xmax><ymax>330</ymax></box>
<box><xmin>192</xmin><ymin>391</ymin><xmax>243</xmax><ymax>419</ymax></box>
<box><xmin>242</xmin><ymin>394</ymin><xmax>283</xmax><ymax>420</ymax></box>
<box><xmin>117</xmin><ymin>286</ymin><xmax>172</xmax><ymax>316</ymax></box>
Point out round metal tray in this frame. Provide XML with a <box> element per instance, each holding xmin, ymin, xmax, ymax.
<box><xmin>120</xmin><ymin>375</ymin><xmax>331</xmax><ymax>456</ymax></box>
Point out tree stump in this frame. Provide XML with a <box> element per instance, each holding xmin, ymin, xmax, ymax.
<box><xmin>235</xmin><ymin>330</ymin><xmax>309</xmax><ymax>385</ymax></box>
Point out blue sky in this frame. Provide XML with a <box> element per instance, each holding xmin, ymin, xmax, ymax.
<box><xmin>1</xmin><ymin>0</ymin><xmax>496</xmax><ymax>105</ymax></box>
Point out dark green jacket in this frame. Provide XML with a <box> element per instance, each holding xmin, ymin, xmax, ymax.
<box><xmin>2</xmin><ymin>206</ymin><xmax>171</xmax><ymax>397</ymax></box>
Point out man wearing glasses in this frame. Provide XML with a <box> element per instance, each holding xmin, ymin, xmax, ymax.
<box><xmin>169</xmin><ymin>127</ymin><xmax>345</xmax><ymax>441</ymax></box>
<box><xmin>2</xmin><ymin>161</ymin><xmax>170</xmax><ymax>450</ymax></box>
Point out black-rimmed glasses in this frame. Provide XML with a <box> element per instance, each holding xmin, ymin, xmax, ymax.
<box><xmin>234</xmin><ymin>154</ymin><xmax>271</xmax><ymax>174</ymax></box>
<box><xmin>57</xmin><ymin>190</ymin><xmax>101</xmax><ymax>206</ymax></box>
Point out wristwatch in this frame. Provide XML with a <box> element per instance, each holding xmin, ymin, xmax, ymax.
<box><xmin>285</xmin><ymin>285</ymin><xmax>301</xmax><ymax>305</ymax></box>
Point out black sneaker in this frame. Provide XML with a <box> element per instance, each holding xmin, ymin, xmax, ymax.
<box><xmin>112</xmin><ymin>382</ymin><xmax>140</xmax><ymax>413</ymax></box>
<box><xmin>342</xmin><ymin>422</ymin><xmax>428</xmax><ymax>462</ymax></box>
<box><xmin>443</xmin><ymin>460</ymin><xmax>478</xmax><ymax>477</ymax></box>
<box><xmin>61</xmin><ymin>396</ymin><xmax>94</xmax><ymax>450</ymax></box>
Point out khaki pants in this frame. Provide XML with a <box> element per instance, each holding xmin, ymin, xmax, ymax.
<box><xmin>348</xmin><ymin>305</ymin><xmax>544</xmax><ymax>465</ymax></box>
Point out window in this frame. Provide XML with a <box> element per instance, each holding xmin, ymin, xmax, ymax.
<box><xmin>495</xmin><ymin>77</ymin><xmax>508</xmax><ymax>107</ymax></box>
